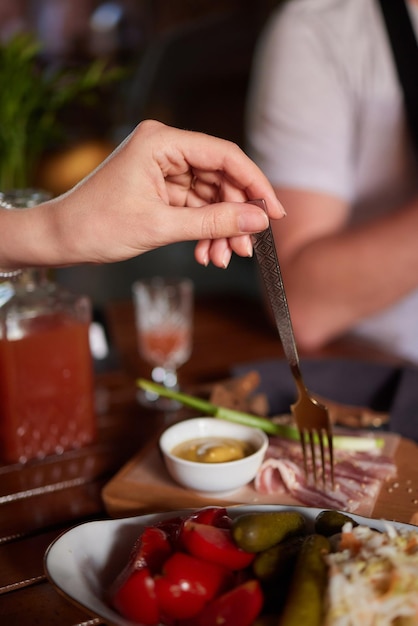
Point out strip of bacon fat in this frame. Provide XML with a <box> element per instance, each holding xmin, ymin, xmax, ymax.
<box><xmin>254</xmin><ymin>437</ymin><xmax>397</xmax><ymax>512</ymax></box>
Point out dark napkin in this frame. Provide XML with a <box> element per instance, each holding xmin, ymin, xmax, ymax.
<box><xmin>233</xmin><ymin>358</ymin><xmax>418</xmax><ymax>442</ymax></box>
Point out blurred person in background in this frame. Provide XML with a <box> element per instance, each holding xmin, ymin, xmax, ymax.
<box><xmin>246</xmin><ymin>0</ymin><xmax>418</xmax><ymax>362</ymax></box>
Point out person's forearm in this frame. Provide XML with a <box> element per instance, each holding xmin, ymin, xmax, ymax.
<box><xmin>0</xmin><ymin>202</ymin><xmax>63</xmax><ymax>270</ymax></box>
<box><xmin>275</xmin><ymin>194</ymin><xmax>418</xmax><ymax>350</ymax></box>
<box><xmin>1</xmin><ymin>121</ymin><xmax>285</xmax><ymax>272</ymax></box>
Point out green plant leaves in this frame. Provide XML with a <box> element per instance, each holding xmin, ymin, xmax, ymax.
<box><xmin>0</xmin><ymin>34</ymin><xmax>123</xmax><ymax>190</ymax></box>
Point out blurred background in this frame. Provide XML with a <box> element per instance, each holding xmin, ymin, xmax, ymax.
<box><xmin>0</xmin><ymin>0</ymin><xmax>279</xmax><ymax>309</ymax></box>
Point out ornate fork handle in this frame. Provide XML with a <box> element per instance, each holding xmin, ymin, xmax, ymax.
<box><xmin>251</xmin><ymin>201</ymin><xmax>334</xmax><ymax>489</ymax></box>
<box><xmin>251</xmin><ymin>200</ymin><xmax>300</xmax><ymax>374</ymax></box>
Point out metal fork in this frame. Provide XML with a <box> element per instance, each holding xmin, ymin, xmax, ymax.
<box><xmin>251</xmin><ymin>199</ymin><xmax>334</xmax><ymax>489</ymax></box>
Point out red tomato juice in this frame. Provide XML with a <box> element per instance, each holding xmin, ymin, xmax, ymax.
<box><xmin>0</xmin><ymin>313</ymin><xmax>96</xmax><ymax>463</ymax></box>
<box><xmin>139</xmin><ymin>327</ymin><xmax>190</xmax><ymax>366</ymax></box>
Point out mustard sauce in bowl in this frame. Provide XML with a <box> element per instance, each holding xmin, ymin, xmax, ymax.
<box><xmin>159</xmin><ymin>417</ymin><xmax>269</xmax><ymax>493</ymax></box>
<box><xmin>171</xmin><ymin>437</ymin><xmax>255</xmax><ymax>463</ymax></box>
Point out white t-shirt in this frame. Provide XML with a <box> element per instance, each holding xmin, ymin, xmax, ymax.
<box><xmin>246</xmin><ymin>0</ymin><xmax>418</xmax><ymax>362</ymax></box>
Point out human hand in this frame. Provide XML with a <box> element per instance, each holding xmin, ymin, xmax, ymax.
<box><xmin>54</xmin><ymin>120</ymin><xmax>285</xmax><ymax>268</ymax></box>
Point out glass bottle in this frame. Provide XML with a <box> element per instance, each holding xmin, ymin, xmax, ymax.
<box><xmin>0</xmin><ymin>190</ymin><xmax>97</xmax><ymax>464</ymax></box>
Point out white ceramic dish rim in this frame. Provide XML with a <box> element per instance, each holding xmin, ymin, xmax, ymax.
<box><xmin>44</xmin><ymin>504</ymin><xmax>417</xmax><ymax>626</ymax></box>
<box><xmin>159</xmin><ymin>417</ymin><xmax>269</xmax><ymax>469</ymax></box>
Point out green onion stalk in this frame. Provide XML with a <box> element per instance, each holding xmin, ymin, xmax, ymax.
<box><xmin>137</xmin><ymin>379</ymin><xmax>383</xmax><ymax>451</ymax></box>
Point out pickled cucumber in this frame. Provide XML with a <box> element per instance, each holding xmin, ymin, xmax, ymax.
<box><xmin>253</xmin><ymin>535</ymin><xmax>304</xmax><ymax>582</ymax></box>
<box><xmin>278</xmin><ymin>534</ymin><xmax>330</xmax><ymax>626</ymax></box>
<box><xmin>231</xmin><ymin>511</ymin><xmax>306</xmax><ymax>553</ymax></box>
<box><xmin>314</xmin><ymin>509</ymin><xmax>358</xmax><ymax>537</ymax></box>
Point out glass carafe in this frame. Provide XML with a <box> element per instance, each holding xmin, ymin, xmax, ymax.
<box><xmin>0</xmin><ymin>190</ymin><xmax>96</xmax><ymax>463</ymax></box>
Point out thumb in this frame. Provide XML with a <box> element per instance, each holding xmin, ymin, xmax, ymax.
<box><xmin>165</xmin><ymin>202</ymin><xmax>270</xmax><ymax>244</ymax></box>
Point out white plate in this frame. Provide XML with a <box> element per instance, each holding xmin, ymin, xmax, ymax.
<box><xmin>44</xmin><ymin>505</ymin><xmax>416</xmax><ymax>626</ymax></box>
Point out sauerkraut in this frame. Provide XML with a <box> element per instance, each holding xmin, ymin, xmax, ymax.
<box><xmin>324</xmin><ymin>524</ymin><xmax>418</xmax><ymax>625</ymax></box>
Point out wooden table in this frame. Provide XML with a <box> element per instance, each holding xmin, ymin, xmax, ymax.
<box><xmin>1</xmin><ymin>294</ymin><xmax>417</xmax><ymax>625</ymax></box>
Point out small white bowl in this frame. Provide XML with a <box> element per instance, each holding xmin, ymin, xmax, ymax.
<box><xmin>159</xmin><ymin>417</ymin><xmax>269</xmax><ymax>493</ymax></box>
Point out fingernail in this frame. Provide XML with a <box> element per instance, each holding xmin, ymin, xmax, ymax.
<box><xmin>222</xmin><ymin>249</ymin><xmax>232</xmax><ymax>269</ymax></box>
<box><xmin>247</xmin><ymin>241</ymin><xmax>253</xmax><ymax>257</ymax></box>
<box><xmin>238</xmin><ymin>210</ymin><xmax>269</xmax><ymax>233</ymax></box>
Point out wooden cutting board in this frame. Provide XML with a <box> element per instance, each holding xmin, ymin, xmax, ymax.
<box><xmin>101</xmin><ymin>429</ymin><xmax>418</xmax><ymax>524</ymax></box>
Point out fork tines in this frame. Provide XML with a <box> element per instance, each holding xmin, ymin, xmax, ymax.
<box><xmin>299</xmin><ymin>428</ymin><xmax>334</xmax><ymax>490</ymax></box>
